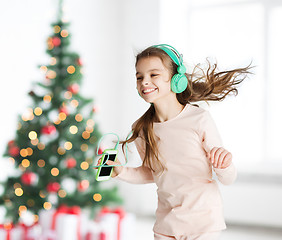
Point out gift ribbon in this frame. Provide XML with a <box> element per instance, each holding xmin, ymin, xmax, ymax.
<box><xmin>0</xmin><ymin>223</ymin><xmax>13</xmax><ymax>240</ymax></box>
<box><xmin>19</xmin><ymin>222</ymin><xmax>38</xmax><ymax>240</ymax></box>
<box><xmin>51</xmin><ymin>205</ymin><xmax>81</xmax><ymax>240</ymax></box>
<box><xmin>99</xmin><ymin>207</ymin><xmax>125</xmax><ymax>240</ymax></box>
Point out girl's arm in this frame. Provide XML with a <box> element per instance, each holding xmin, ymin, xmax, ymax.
<box><xmin>200</xmin><ymin>110</ymin><xmax>237</xmax><ymax>185</ymax></box>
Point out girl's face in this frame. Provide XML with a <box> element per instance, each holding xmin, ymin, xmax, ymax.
<box><xmin>136</xmin><ymin>56</ymin><xmax>175</xmax><ymax>104</ymax></box>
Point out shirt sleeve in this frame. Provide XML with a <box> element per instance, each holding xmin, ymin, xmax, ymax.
<box><xmin>200</xmin><ymin>110</ymin><xmax>237</xmax><ymax>185</ymax></box>
<box><xmin>115</xmin><ymin>127</ymin><xmax>154</xmax><ymax>184</ymax></box>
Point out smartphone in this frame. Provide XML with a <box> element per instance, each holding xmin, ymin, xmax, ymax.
<box><xmin>96</xmin><ymin>149</ymin><xmax>118</xmax><ymax>181</ymax></box>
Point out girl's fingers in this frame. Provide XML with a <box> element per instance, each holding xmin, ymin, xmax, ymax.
<box><xmin>212</xmin><ymin>147</ymin><xmax>224</xmax><ymax>168</ymax></box>
<box><xmin>216</xmin><ymin>150</ymin><xmax>228</xmax><ymax>168</ymax></box>
<box><xmin>221</xmin><ymin>152</ymin><xmax>232</xmax><ymax>169</ymax></box>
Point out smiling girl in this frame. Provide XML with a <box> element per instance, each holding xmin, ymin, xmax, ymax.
<box><xmin>103</xmin><ymin>44</ymin><xmax>251</xmax><ymax>240</ymax></box>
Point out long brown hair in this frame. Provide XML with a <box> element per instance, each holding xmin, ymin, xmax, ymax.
<box><xmin>122</xmin><ymin>46</ymin><xmax>252</xmax><ymax>173</ymax></box>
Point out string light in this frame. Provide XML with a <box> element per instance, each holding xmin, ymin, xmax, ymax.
<box><xmin>75</xmin><ymin>114</ymin><xmax>83</xmax><ymax>122</ymax></box>
<box><xmin>60</xmin><ymin>29</ymin><xmax>69</xmax><ymax>37</ymax></box>
<box><xmin>54</xmin><ymin>119</ymin><xmax>61</xmax><ymax>125</ymax></box>
<box><xmin>39</xmin><ymin>191</ymin><xmax>46</xmax><ymax>198</ymax></box>
<box><xmin>40</xmin><ymin>66</ymin><xmax>48</xmax><ymax>73</ymax></box>
<box><xmin>34</xmin><ymin>107</ymin><xmax>43</xmax><ymax>116</ymax></box>
<box><xmin>21</xmin><ymin>159</ymin><xmax>30</xmax><ymax>168</ymax></box>
<box><xmin>80</xmin><ymin>161</ymin><xmax>89</xmax><ymax>170</ymax></box>
<box><xmin>82</xmin><ymin>131</ymin><xmax>90</xmax><ymax>139</ymax></box>
<box><xmin>80</xmin><ymin>144</ymin><xmax>88</xmax><ymax>152</ymax></box>
<box><xmin>14</xmin><ymin>183</ymin><xmax>21</xmax><ymax>189</ymax></box>
<box><xmin>87</xmin><ymin>119</ymin><xmax>95</xmax><ymax>127</ymax></box>
<box><xmin>86</xmin><ymin>126</ymin><xmax>93</xmax><ymax>133</ymax></box>
<box><xmin>50</xmin><ymin>57</ymin><xmax>57</xmax><ymax>65</ymax></box>
<box><xmin>43</xmin><ymin>202</ymin><xmax>52</xmax><ymax>210</ymax></box>
<box><xmin>69</xmin><ymin>125</ymin><xmax>78</xmax><ymax>134</ymax></box>
<box><xmin>47</xmin><ymin>37</ymin><xmax>54</xmax><ymax>50</ymax></box>
<box><xmin>64</xmin><ymin>141</ymin><xmax>72</xmax><ymax>150</ymax></box>
<box><xmin>51</xmin><ymin>167</ymin><xmax>59</xmax><ymax>176</ymax></box>
<box><xmin>53</xmin><ymin>25</ymin><xmax>61</xmax><ymax>33</ymax></box>
<box><xmin>37</xmin><ymin>143</ymin><xmax>45</xmax><ymax>150</ymax></box>
<box><xmin>9</xmin><ymin>157</ymin><xmax>15</xmax><ymax>164</ymax></box>
<box><xmin>93</xmin><ymin>193</ymin><xmax>102</xmax><ymax>202</ymax></box>
<box><xmin>43</xmin><ymin>95</ymin><xmax>52</xmax><ymax>103</ymax></box>
<box><xmin>71</xmin><ymin>99</ymin><xmax>79</xmax><ymax>108</ymax></box>
<box><xmin>20</xmin><ymin>149</ymin><xmax>28</xmax><ymax>157</ymax></box>
<box><xmin>59</xmin><ymin>112</ymin><xmax>67</xmax><ymax>121</ymax></box>
<box><xmin>47</xmin><ymin>70</ymin><xmax>56</xmax><ymax>79</ymax></box>
<box><xmin>34</xmin><ymin>215</ymin><xmax>39</xmax><ymax>222</ymax></box>
<box><xmin>26</xmin><ymin>147</ymin><xmax>33</xmax><ymax>156</ymax></box>
<box><xmin>67</xmin><ymin>65</ymin><xmax>75</xmax><ymax>74</ymax></box>
<box><xmin>57</xmin><ymin>147</ymin><xmax>66</xmax><ymax>155</ymax></box>
<box><xmin>37</xmin><ymin>159</ymin><xmax>45</xmax><ymax>167</ymax></box>
<box><xmin>58</xmin><ymin>189</ymin><xmax>67</xmax><ymax>198</ymax></box>
<box><xmin>28</xmin><ymin>131</ymin><xmax>37</xmax><ymax>140</ymax></box>
<box><xmin>64</xmin><ymin>91</ymin><xmax>72</xmax><ymax>99</ymax></box>
<box><xmin>15</xmin><ymin>188</ymin><xmax>23</xmax><ymax>196</ymax></box>
<box><xmin>31</xmin><ymin>139</ymin><xmax>39</xmax><ymax>146</ymax></box>
<box><xmin>27</xmin><ymin>199</ymin><xmax>35</xmax><ymax>207</ymax></box>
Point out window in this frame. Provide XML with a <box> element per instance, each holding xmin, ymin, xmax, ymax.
<box><xmin>160</xmin><ymin>0</ymin><xmax>282</xmax><ymax>171</ymax></box>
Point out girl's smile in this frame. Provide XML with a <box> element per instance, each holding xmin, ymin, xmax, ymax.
<box><xmin>136</xmin><ymin>56</ymin><xmax>174</xmax><ymax>104</ymax></box>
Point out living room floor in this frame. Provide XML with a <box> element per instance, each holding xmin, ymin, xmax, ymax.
<box><xmin>135</xmin><ymin>216</ymin><xmax>282</xmax><ymax>240</ymax></box>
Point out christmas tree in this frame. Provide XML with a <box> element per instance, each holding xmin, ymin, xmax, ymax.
<box><xmin>0</xmin><ymin>2</ymin><xmax>122</xmax><ymax>224</ymax></box>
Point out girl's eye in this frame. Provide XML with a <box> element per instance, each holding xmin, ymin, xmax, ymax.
<box><xmin>151</xmin><ymin>74</ymin><xmax>158</xmax><ymax>77</ymax></box>
<box><xmin>136</xmin><ymin>77</ymin><xmax>143</xmax><ymax>81</ymax></box>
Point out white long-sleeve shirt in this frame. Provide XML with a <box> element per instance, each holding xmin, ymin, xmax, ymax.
<box><xmin>116</xmin><ymin>104</ymin><xmax>237</xmax><ymax>236</ymax></box>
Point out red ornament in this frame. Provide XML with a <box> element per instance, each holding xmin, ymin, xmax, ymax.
<box><xmin>21</xmin><ymin>172</ymin><xmax>37</xmax><ymax>185</ymax></box>
<box><xmin>66</xmin><ymin>158</ymin><xmax>77</xmax><ymax>168</ymax></box>
<box><xmin>92</xmin><ymin>105</ymin><xmax>100</xmax><ymax>113</ymax></box>
<box><xmin>8</xmin><ymin>140</ymin><xmax>15</xmax><ymax>147</ymax></box>
<box><xmin>78</xmin><ymin>180</ymin><xmax>89</xmax><ymax>192</ymax></box>
<box><xmin>59</xmin><ymin>106</ymin><xmax>69</xmax><ymax>115</ymax></box>
<box><xmin>41</xmin><ymin>124</ymin><xmax>56</xmax><ymax>135</ymax></box>
<box><xmin>67</xmin><ymin>84</ymin><xmax>80</xmax><ymax>94</ymax></box>
<box><xmin>9</xmin><ymin>146</ymin><xmax>20</xmax><ymax>157</ymax></box>
<box><xmin>76</xmin><ymin>58</ymin><xmax>82</xmax><ymax>66</ymax></box>
<box><xmin>47</xmin><ymin>182</ymin><xmax>60</xmax><ymax>193</ymax></box>
<box><xmin>52</xmin><ymin>37</ymin><xmax>61</xmax><ymax>47</ymax></box>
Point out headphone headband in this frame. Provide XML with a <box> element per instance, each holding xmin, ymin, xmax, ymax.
<box><xmin>153</xmin><ymin>44</ymin><xmax>183</xmax><ymax>66</ymax></box>
<box><xmin>152</xmin><ymin>44</ymin><xmax>188</xmax><ymax>94</ymax></box>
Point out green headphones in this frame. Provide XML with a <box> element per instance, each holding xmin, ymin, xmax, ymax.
<box><xmin>153</xmin><ymin>44</ymin><xmax>188</xmax><ymax>93</ymax></box>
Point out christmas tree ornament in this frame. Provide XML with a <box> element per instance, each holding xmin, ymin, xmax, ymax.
<box><xmin>52</xmin><ymin>37</ymin><xmax>61</xmax><ymax>47</ymax></box>
<box><xmin>46</xmin><ymin>182</ymin><xmax>60</xmax><ymax>193</ymax></box>
<box><xmin>21</xmin><ymin>172</ymin><xmax>37</xmax><ymax>185</ymax></box>
<box><xmin>8</xmin><ymin>145</ymin><xmax>20</xmax><ymax>157</ymax></box>
<box><xmin>65</xmin><ymin>157</ymin><xmax>76</xmax><ymax>168</ymax></box>
<box><xmin>67</xmin><ymin>83</ymin><xmax>79</xmax><ymax>94</ymax></box>
<box><xmin>41</xmin><ymin>124</ymin><xmax>56</xmax><ymax>135</ymax></box>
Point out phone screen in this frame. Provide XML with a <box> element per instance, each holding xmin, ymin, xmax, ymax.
<box><xmin>99</xmin><ymin>153</ymin><xmax>116</xmax><ymax>176</ymax></box>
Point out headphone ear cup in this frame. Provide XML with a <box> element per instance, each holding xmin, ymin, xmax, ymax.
<box><xmin>171</xmin><ymin>74</ymin><xmax>188</xmax><ymax>93</ymax></box>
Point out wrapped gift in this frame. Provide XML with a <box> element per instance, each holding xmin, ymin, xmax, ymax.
<box><xmin>0</xmin><ymin>222</ymin><xmax>42</xmax><ymax>240</ymax></box>
<box><xmin>84</xmin><ymin>221</ymin><xmax>108</xmax><ymax>240</ymax></box>
<box><xmin>0</xmin><ymin>224</ymin><xmax>23</xmax><ymax>240</ymax></box>
<box><xmin>94</xmin><ymin>207</ymin><xmax>135</xmax><ymax>240</ymax></box>
<box><xmin>39</xmin><ymin>205</ymin><xmax>81</xmax><ymax>240</ymax></box>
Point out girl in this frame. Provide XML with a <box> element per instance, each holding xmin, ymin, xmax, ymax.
<box><xmin>102</xmin><ymin>44</ymin><xmax>250</xmax><ymax>240</ymax></box>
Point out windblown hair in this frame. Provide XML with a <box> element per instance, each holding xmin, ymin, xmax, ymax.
<box><xmin>122</xmin><ymin>46</ymin><xmax>252</xmax><ymax>173</ymax></box>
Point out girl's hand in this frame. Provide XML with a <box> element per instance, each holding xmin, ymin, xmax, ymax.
<box><xmin>207</xmin><ymin>147</ymin><xmax>232</xmax><ymax>169</ymax></box>
<box><xmin>96</xmin><ymin>157</ymin><xmax>123</xmax><ymax>178</ymax></box>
